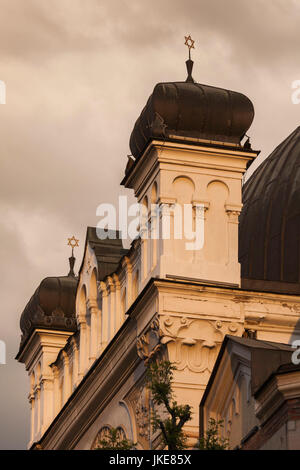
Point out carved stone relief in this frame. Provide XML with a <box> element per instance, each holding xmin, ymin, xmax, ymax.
<box><xmin>135</xmin><ymin>386</ymin><xmax>150</xmax><ymax>440</ymax></box>
<box><xmin>137</xmin><ymin>317</ymin><xmax>164</xmax><ymax>364</ymax></box>
<box><xmin>91</xmin><ymin>425</ymin><xmax>126</xmax><ymax>449</ymax></box>
<box><xmin>159</xmin><ymin>315</ymin><xmax>242</xmax><ymax>373</ymax></box>
<box><xmin>125</xmin><ymin>380</ymin><xmax>151</xmax><ymax>449</ymax></box>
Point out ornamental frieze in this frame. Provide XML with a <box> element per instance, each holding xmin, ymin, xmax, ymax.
<box><xmin>137</xmin><ymin>317</ymin><xmax>164</xmax><ymax>364</ymax></box>
<box><xmin>137</xmin><ymin>314</ymin><xmax>242</xmax><ymax>373</ymax></box>
<box><xmin>159</xmin><ymin>315</ymin><xmax>242</xmax><ymax>373</ymax></box>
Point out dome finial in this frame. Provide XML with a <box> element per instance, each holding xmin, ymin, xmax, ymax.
<box><xmin>67</xmin><ymin>236</ymin><xmax>79</xmax><ymax>277</ymax></box>
<box><xmin>184</xmin><ymin>35</ymin><xmax>195</xmax><ymax>83</ymax></box>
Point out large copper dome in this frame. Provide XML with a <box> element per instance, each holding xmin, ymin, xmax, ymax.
<box><xmin>239</xmin><ymin>127</ymin><xmax>300</xmax><ymax>294</ymax></box>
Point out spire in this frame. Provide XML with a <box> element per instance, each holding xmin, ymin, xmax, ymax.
<box><xmin>184</xmin><ymin>35</ymin><xmax>195</xmax><ymax>83</ymax></box>
<box><xmin>67</xmin><ymin>236</ymin><xmax>79</xmax><ymax>277</ymax></box>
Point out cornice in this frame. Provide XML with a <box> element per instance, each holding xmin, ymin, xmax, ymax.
<box><xmin>255</xmin><ymin>371</ymin><xmax>300</xmax><ymax>424</ymax></box>
<box><xmin>16</xmin><ymin>329</ymin><xmax>74</xmax><ymax>370</ymax></box>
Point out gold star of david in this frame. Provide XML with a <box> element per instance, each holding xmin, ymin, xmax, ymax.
<box><xmin>67</xmin><ymin>236</ymin><xmax>79</xmax><ymax>249</ymax></box>
<box><xmin>184</xmin><ymin>35</ymin><xmax>195</xmax><ymax>51</ymax></box>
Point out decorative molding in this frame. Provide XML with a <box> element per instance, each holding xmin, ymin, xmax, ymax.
<box><xmin>124</xmin><ymin>377</ymin><xmax>151</xmax><ymax>449</ymax></box>
<box><xmin>106</xmin><ymin>276</ymin><xmax>115</xmax><ymax>292</ymax></box>
<box><xmin>225</xmin><ymin>203</ymin><xmax>242</xmax><ymax>223</ymax></box>
<box><xmin>99</xmin><ymin>281</ymin><xmax>108</xmax><ymax>296</ymax></box>
<box><xmin>122</xmin><ymin>256</ymin><xmax>133</xmax><ymax>274</ymax></box>
<box><xmin>137</xmin><ymin>317</ymin><xmax>163</xmax><ymax>364</ymax></box>
<box><xmin>192</xmin><ymin>200</ymin><xmax>210</xmax><ymax>217</ymax></box>
<box><xmin>113</xmin><ymin>273</ymin><xmax>120</xmax><ymax>289</ymax></box>
<box><xmin>135</xmin><ymin>386</ymin><xmax>150</xmax><ymax>439</ymax></box>
<box><xmin>159</xmin><ymin>315</ymin><xmax>240</xmax><ymax>373</ymax></box>
<box><xmin>87</xmin><ymin>299</ymin><xmax>98</xmax><ymax>311</ymax></box>
<box><xmin>157</xmin><ymin>197</ymin><xmax>177</xmax><ymax>205</ymax></box>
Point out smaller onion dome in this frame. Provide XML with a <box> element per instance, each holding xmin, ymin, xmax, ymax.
<box><xmin>18</xmin><ymin>274</ymin><xmax>78</xmax><ymax>351</ymax></box>
<box><xmin>129</xmin><ymin>73</ymin><xmax>254</xmax><ymax>160</ymax></box>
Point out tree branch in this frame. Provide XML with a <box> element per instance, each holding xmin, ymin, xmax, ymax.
<box><xmin>159</xmin><ymin>421</ymin><xmax>168</xmax><ymax>445</ymax></box>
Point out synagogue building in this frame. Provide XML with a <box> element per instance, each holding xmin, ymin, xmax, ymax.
<box><xmin>16</xmin><ymin>50</ymin><xmax>300</xmax><ymax>450</ymax></box>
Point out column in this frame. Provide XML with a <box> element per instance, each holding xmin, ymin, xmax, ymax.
<box><xmin>41</xmin><ymin>378</ymin><xmax>54</xmax><ymax>434</ymax></box>
<box><xmin>78</xmin><ymin>314</ymin><xmax>87</xmax><ymax>378</ymax></box>
<box><xmin>70</xmin><ymin>337</ymin><xmax>79</xmax><ymax>389</ymax></box>
<box><xmin>62</xmin><ymin>351</ymin><xmax>71</xmax><ymax>403</ymax></box>
<box><xmin>29</xmin><ymin>392</ymin><xmax>35</xmax><ymax>444</ymax></box>
<box><xmin>113</xmin><ymin>274</ymin><xmax>121</xmax><ymax>331</ymax></box>
<box><xmin>107</xmin><ymin>277</ymin><xmax>115</xmax><ymax>340</ymax></box>
<box><xmin>122</xmin><ymin>256</ymin><xmax>132</xmax><ymax>307</ymax></box>
<box><xmin>99</xmin><ymin>282</ymin><xmax>109</xmax><ymax>350</ymax></box>
<box><xmin>150</xmin><ymin>208</ymin><xmax>158</xmax><ymax>270</ymax></box>
<box><xmin>35</xmin><ymin>385</ymin><xmax>41</xmax><ymax>438</ymax></box>
<box><xmin>52</xmin><ymin>365</ymin><xmax>60</xmax><ymax>417</ymax></box>
<box><xmin>225</xmin><ymin>204</ymin><xmax>242</xmax><ymax>265</ymax></box>
<box><xmin>88</xmin><ymin>299</ymin><xmax>98</xmax><ymax>362</ymax></box>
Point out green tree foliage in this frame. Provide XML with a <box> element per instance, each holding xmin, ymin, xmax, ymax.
<box><xmin>146</xmin><ymin>360</ymin><xmax>192</xmax><ymax>450</ymax></box>
<box><xmin>198</xmin><ymin>418</ymin><xmax>229</xmax><ymax>450</ymax></box>
<box><xmin>95</xmin><ymin>427</ymin><xmax>136</xmax><ymax>450</ymax></box>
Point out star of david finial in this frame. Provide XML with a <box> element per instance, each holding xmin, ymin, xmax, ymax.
<box><xmin>184</xmin><ymin>35</ymin><xmax>195</xmax><ymax>83</ymax></box>
<box><xmin>67</xmin><ymin>235</ymin><xmax>79</xmax><ymax>250</ymax></box>
<box><xmin>67</xmin><ymin>236</ymin><xmax>79</xmax><ymax>277</ymax></box>
<box><xmin>184</xmin><ymin>35</ymin><xmax>195</xmax><ymax>60</ymax></box>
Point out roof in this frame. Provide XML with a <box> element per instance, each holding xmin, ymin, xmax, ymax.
<box><xmin>18</xmin><ymin>274</ymin><xmax>78</xmax><ymax>356</ymax></box>
<box><xmin>129</xmin><ymin>80</ymin><xmax>254</xmax><ymax>160</ymax></box>
<box><xmin>80</xmin><ymin>227</ymin><xmax>129</xmax><ymax>281</ymax></box>
<box><xmin>201</xmin><ymin>335</ymin><xmax>295</xmax><ymax>406</ymax></box>
<box><xmin>240</xmin><ymin>126</ymin><xmax>300</xmax><ymax>294</ymax></box>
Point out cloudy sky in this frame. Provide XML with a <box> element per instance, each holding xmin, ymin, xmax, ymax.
<box><xmin>1</xmin><ymin>0</ymin><xmax>300</xmax><ymax>449</ymax></box>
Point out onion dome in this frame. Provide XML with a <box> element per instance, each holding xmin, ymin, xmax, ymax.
<box><xmin>17</xmin><ymin>242</ymin><xmax>79</xmax><ymax>355</ymax></box>
<box><xmin>129</xmin><ymin>60</ymin><xmax>254</xmax><ymax>160</ymax></box>
<box><xmin>18</xmin><ymin>274</ymin><xmax>78</xmax><ymax>350</ymax></box>
<box><xmin>19</xmin><ymin>236</ymin><xmax>79</xmax><ymax>348</ymax></box>
<box><xmin>239</xmin><ymin>127</ymin><xmax>300</xmax><ymax>294</ymax></box>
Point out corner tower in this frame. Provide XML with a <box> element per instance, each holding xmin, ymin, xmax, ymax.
<box><xmin>16</xmin><ymin>252</ymin><xmax>78</xmax><ymax>447</ymax></box>
<box><xmin>122</xmin><ymin>55</ymin><xmax>258</xmax><ymax>288</ymax></box>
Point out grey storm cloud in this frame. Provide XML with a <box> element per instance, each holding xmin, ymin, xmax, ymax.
<box><xmin>0</xmin><ymin>0</ymin><xmax>300</xmax><ymax>449</ymax></box>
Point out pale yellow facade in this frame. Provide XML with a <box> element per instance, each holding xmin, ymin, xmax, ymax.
<box><xmin>17</xmin><ymin>138</ymin><xmax>300</xmax><ymax>449</ymax></box>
